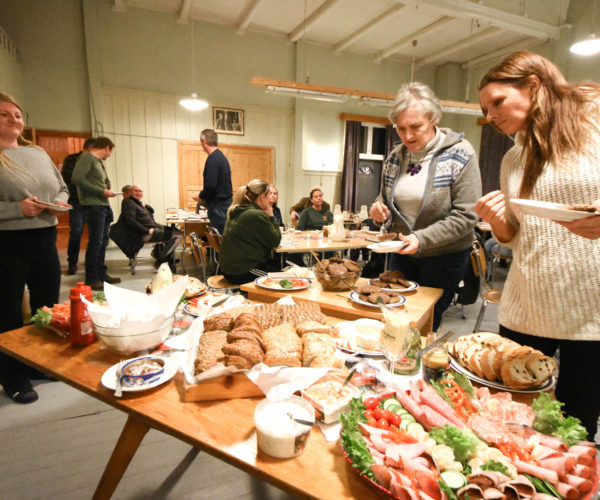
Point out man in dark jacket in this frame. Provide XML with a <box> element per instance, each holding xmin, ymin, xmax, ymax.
<box><xmin>61</xmin><ymin>137</ymin><xmax>95</xmax><ymax>275</ymax></box>
<box><xmin>192</xmin><ymin>129</ymin><xmax>232</xmax><ymax>234</ymax></box>
<box><xmin>109</xmin><ymin>185</ymin><xmax>183</xmax><ymax>269</ymax></box>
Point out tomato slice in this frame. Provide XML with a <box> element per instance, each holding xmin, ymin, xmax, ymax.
<box><xmin>363</xmin><ymin>396</ymin><xmax>380</xmax><ymax>410</ymax></box>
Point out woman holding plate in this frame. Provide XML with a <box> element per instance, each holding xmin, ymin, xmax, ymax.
<box><xmin>476</xmin><ymin>51</ymin><xmax>600</xmax><ymax>440</ymax></box>
<box><xmin>219</xmin><ymin>179</ymin><xmax>282</xmax><ymax>285</ymax></box>
<box><xmin>0</xmin><ymin>92</ymin><xmax>69</xmax><ymax>404</ymax></box>
<box><xmin>369</xmin><ymin>82</ymin><xmax>481</xmax><ymax>332</ymax></box>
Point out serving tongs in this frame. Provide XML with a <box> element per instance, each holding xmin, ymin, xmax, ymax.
<box><xmin>414</xmin><ymin>330</ymin><xmax>455</xmax><ymax>359</ymax></box>
<box><xmin>114</xmin><ymin>359</ymin><xmax>124</xmax><ymax>398</ymax></box>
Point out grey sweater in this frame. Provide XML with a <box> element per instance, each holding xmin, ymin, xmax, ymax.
<box><xmin>0</xmin><ymin>146</ymin><xmax>69</xmax><ymax>230</ymax></box>
<box><xmin>377</xmin><ymin>128</ymin><xmax>481</xmax><ymax>257</ymax></box>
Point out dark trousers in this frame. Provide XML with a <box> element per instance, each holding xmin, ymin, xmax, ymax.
<box><xmin>67</xmin><ymin>203</ymin><xmax>86</xmax><ymax>265</ymax></box>
<box><xmin>224</xmin><ymin>258</ymin><xmax>282</xmax><ymax>285</ymax></box>
<box><xmin>389</xmin><ymin>247</ymin><xmax>471</xmax><ymax>332</ymax></box>
<box><xmin>500</xmin><ymin>325</ymin><xmax>600</xmax><ymax>441</ymax></box>
<box><xmin>0</xmin><ymin>227</ymin><xmax>60</xmax><ymax>392</ymax></box>
<box><xmin>207</xmin><ymin>198</ymin><xmax>231</xmax><ymax>235</ymax></box>
<box><xmin>83</xmin><ymin>205</ymin><xmax>113</xmax><ymax>282</ymax></box>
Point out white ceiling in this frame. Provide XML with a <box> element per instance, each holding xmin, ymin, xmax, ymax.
<box><xmin>119</xmin><ymin>0</ymin><xmax>571</xmax><ymax>70</ymax></box>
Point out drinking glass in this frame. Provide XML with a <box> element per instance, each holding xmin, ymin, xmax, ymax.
<box><xmin>380</xmin><ymin>327</ymin><xmax>412</xmax><ymax>377</ymax></box>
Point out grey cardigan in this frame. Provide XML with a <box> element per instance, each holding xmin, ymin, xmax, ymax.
<box><xmin>377</xmin><ymin>128</ymin><xmax>481</xmax><ymax>257</ymax></box>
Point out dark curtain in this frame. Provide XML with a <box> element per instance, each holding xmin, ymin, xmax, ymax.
<box><xmin>385</xmin><ymin>124</ymin><xmax>400</xmax><ymax>157</ymax></box>
<box><xmin>341</xmin><ymin>121</ymin><xmax>361</xmax><ymax>210</ymax></box>
<box><xmin>479</xmin><ymin>124</ymin><xmax>515</xmax><ymax>194</ymax></box>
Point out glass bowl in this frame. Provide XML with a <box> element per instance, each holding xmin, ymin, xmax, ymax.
<box><xmin>313</xmin><ymin>267</ymin><xmax>361</xmax><ymax>291</ymax></box>
<box><xmin>93</xmin><ymin>314</ymin><xmax>174</xmax><ymax>355</ymax></box>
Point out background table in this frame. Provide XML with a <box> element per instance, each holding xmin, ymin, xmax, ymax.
<box><xmin>241</xmin><ymin>277</ymin><xmax>443</xmax><ymax>335</ymax></box>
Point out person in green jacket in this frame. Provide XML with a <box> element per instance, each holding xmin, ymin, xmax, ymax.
<box><xmin>219</xmin><ymin>179</ymin><xmax>282</xmax><ymax>284</ymax></box>
<box><xmin>297</xmin><ymin>187</ymin><xmax>333</xmax><ymax>230</ymax></box>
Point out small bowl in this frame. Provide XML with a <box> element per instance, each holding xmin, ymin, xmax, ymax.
<box><xmin>93</xmin><ymin>315</ymin><xmax>174</xmax><ymax>355</ymax></box>
<box><xmin>313</xmin><ymin>267</ymin><xmax>361</xmax><ymax>291</ymax></box>
<box><xmin>120</xmin><ymin>356</ymin><xmax>165</xmax><ymax>386</ymax></box>
<box><xmin>254</xmin><ymin>396</ymin><xmax>315</xmax><ymax>458</ymax></box>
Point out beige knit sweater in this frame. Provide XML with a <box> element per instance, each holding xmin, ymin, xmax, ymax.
<box><xmin>497</xmin><ymin>134</ymin><xmax>600</xmax><ymax>340</ymax></box>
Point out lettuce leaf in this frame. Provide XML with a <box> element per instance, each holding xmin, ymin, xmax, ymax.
<box><xmin>481</xmin><ymin>460</ymin><xmax>510</xmax><ymax>476</ymax></box>
<box><xmin>339</xmin><ymin>398</ymin><xmax>375</xmax><ymax>481</ymax></box>
<box><xmin>429</xmin><ymin>425</ymin><xmax>487</xmax><ymax>465</ymax></box>
<box><xmin>532</xmin><ymin>392</ymin><xmax>587</xmax><ymax>445</ymax></box>
<box><xmin>31</xmin><ymin>308</ymin><xmax>52</xmax><ymax>327</ymax></box>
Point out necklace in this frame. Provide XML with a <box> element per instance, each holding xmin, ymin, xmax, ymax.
<box><xmin>406</xmin><ymin>162</ymin><xmax>422</xmax><ymax>176</ymax></box>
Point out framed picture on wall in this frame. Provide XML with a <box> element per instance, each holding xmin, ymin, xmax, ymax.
<box><xmin>213</xmin><ymin>107</ymin><xmax>244</xmax><ymax>135</ymax></box>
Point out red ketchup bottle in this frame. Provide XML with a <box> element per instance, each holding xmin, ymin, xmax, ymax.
<box><xmin>69</xmin><ymin>282</ymin><xmax>96</xmax><ymax>346</ymax></box>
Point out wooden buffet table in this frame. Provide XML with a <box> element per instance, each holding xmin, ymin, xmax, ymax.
<box><xmin>242</xmin><ymin>277</ymin><xmax>443</xmax><ymax>335</ymax></box>
<box><xmin>277</xmin><ymin>231</ymin><xmax>372</xmax><ymax>253</ymax></box>
<box><xmin>0</xmin><ymin>325</ymin><xmax>379</xmax><ymax>500</ymax></box>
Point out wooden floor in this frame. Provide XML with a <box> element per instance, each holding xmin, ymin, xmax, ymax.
<box><xmin>0</xmin><ymin>246</ymin><xmax>596</xmax><ymax>499</ymax></box>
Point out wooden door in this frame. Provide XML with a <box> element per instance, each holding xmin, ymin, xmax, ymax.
<box><xmin>177</xmin><ymin>142</ymin><xmax>274</xmax><ymax>211</ymax></box>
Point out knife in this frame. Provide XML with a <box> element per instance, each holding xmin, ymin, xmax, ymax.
<box><xmin>211</xmin><ymin>296</ymin><xmax>229</xmax><ymax>308</ymax></box>
<box><xmin>414</xmin><ymin>330</ymin><xmax>455</xmax><ymax>359</ymax></box>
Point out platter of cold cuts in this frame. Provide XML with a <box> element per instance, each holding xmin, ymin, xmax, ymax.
<box><xmin>339</xmin><ymin>374</ymin><xmax>598</xmax><ymax>500</ymax></box>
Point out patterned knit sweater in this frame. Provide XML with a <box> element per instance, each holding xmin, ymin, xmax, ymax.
<box><xmin>497</xmin><ymin>134</ymin><xmax>600</xmax><ymax>340</ymax></box>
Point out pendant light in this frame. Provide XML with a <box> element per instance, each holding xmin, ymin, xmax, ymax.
<box><xmin>570</xmin><ymin>0</ymin><xmax>600</xmax><ymax>55</ymax></box>
<box><xmin>179</xmin><ymin>18</ymin><xmax>208</xmax><ymax>111</ymax></box>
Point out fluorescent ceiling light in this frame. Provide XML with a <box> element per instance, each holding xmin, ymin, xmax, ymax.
<box><xmin>570</xmin><ymin>34</ymin><xmax>600</xmax><ymax>55</ymax></box>
<box><xmin>179</xmin><ymin>93</ymin><xmax>209</xmax><ymax>111</ymax></box>
<box><xmin>358</xmin><ymin>96</ymin><xmax>393</xmax><ymax>107</ymax></box>
<box><xmin>266</xmin><ymin>85</ymin><xmax>348</xmax><ymax>103</ymax></box>
<box><xmin>441</xmin><ymin>105</ymin><xmax>483</xmax><ymax>116</ymax></box>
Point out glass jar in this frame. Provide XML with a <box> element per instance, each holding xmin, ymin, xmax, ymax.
<box><xmin>422</xmin><ymin>332</ymin><xmax>450</xmax><ymax>384</ymax></box>
<box><xmin>391</xmin><ymin>324</ymin><xmax>421</xmax><ymax>376</ymax></box>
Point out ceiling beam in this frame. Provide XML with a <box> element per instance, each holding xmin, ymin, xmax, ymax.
<box><xmin>235</xmin><ymin>0</ymin><xmax>264</xmax><ymax>35</ymax></box>
<box><xmin>374</xmin><ymin>16</ymin><xmax>454</xmax><ymax>63</ymax></box>
<box><xmin>403</xmin><ymin>0</ymin><xmax>564</xmax><ymax>40</ymax></box>
<box><xmin>288</xmin><ymin>0</ymin><xmax>341</xmax><ymax>43</ymax></box>
<box><xmin>333</xmin><ymin>3</ymin><xmax>405</xmax><ymax>55</ymax></box>
<box><xmin>177</xmin><ymin>0</ymin><xmax>193</xmax><ymax>25</ymax></box>
<box><xmin>113</xmin><ymin>0</ymin><xmax>125</xmax><ymax>13</ymax></box>
<box><xmin>415</xmin><ymin>27</ymin><xmax>500</xmax><ymax>68</ymax></box>
<box><xmin>461</xmin><ymin>37</ymin><xmax>547</xmax><ymax>70</ymax></box>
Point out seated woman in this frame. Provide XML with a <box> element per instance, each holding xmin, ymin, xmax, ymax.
<box><xmin>289</xmin><ymin>189</ymin><xmax>330</xmax><ymax>226</ymax></box>
<box><xmin>219</xmin><ymin>179</ymin><xmax>282</xmax><ymax>284</ymax></box>
<box><xmin>268</xmin><ymin>184</ymin><xmax>284</xmax><ymax>228</ymax></box>
<box><xmin>109</xmin><ymin>184</ymin><xmax>183</xmax><ymax>269</ymax></box>
<box><xmin>297</xmin><ymin>187</ymin><xmax>333</xmax><ymax>230</ymax></box>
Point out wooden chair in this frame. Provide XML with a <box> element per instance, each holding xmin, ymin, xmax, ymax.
<box><xmin>205</xmin><ymin>226</ymin><xmax>240</xmax><ymax>293</ymax></box>
<box><xmin>188</xmin><ymin>232</ymin><xmax>208</xmax><ymax>284</ymax></box>
<box><xmin>488</xmin><ymin>246</ymin><xmax>513</xmax><ymax>283</ymax></box>
<box><xmin>471</xmin><ymin>239</ymin><xmax>502</xmax><ymax>332</ymax></box>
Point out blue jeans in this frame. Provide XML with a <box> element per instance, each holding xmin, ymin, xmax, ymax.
<box><xmin>207</xmin><ymin>198</ymin><xmax>231</xmax><ymax>235</ymax></box>
<box><xmin>389</xmin><ymin>247</ymin><xmax>471</xmax><ymax>331</ymax></box>
<box><xmin>67</xmin><ymin>203</ymin><xmax>86</xmax><ymax>265</ymax></box>
<box><xmin>83</xmin><ymin>205</ymin><xmax>113</xmax><ymax>282</ymax></box>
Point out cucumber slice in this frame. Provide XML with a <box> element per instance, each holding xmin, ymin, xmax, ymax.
<box><xmin>406</xmin><ymin>422</ymin><xmax>425</xmax><ymax>434</ymax></box>
<box><xmin>399</xmin><ymin>419</ymin><xmax>412</xmax><ymax>430</ymax></box>
<box><xmin>401</xmin><ymin>413</ymin><xmax>416</xmax><ymax>422</ymax></box>
<box><xmin>386</xmin><ymin>404</ymin><xmax>403</xmax><ymax>414</ymax></box>
<box><xmin>381</xmin><ymin>398</ymin><xmax>400</xmax><ymax>410</ymax></box>
<box><xmin>440</xmin><ymin>470</ymin><xmax>467</xmax><ymax>490</ymax></box>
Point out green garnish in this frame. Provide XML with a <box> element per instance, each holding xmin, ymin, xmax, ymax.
<box><xmin>279</xmin><ymin>279</ymin><xmax>293</xmax><ymax>289</ymax></box>
<box><xmin>532</xmin><ymin>392</ymin><xmax>587</xmax><ymax>445</ymax></box>
<box><xmin>481</xmin><ymin>460</ymin><xmax>510</xmax><ymax>476</ymax></box>
<box><xmin>339</xmin><ymin>398</ymin><xmax>376</xmax><ymax>481</ymax></box>
<box><xmin>31</xmin><ymin>308</ymin><xmax>52</xmax><ymax>327</ymax></box>
<box><xmin>429</xmin><ymin>425</ymin><xmax>487</xmax><ymax>466</ymax></box>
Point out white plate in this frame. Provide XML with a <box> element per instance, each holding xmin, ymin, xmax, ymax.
<box><xmin>349</xmin><ymin>291</ymin><xmax>406</xmax><ymax>308</ymax></box>
<box><xmin>367</xmin><ymin>241</ymin><xmax>408</xmax><ymax>253</ymax></box>
<box><xmin>254</xmin><ymin>276</ymin><xmax>312</xmax><ymax>291</ymax></box>
<box><xmin>34</xmin><ymin>201</ymin><xmax>71</xmax><ymax>212</ymax></box>
<box><xmin>510</xmin><ymin>198</ymin><xmax>599</xmax><ymax>222</ymax></box>
<box><xmin>449</xmin><ymin>357</ymin><xmax>556</xmax><ymax>394</ymax></box>
<box><xmin>368</xmin><ymin>279</ymin><xmax>418</xmax><ymax>293</ymax></box>
<box><xmin>334</xmin><ymin>319</ymin><xmax>385</xmax><ymax>356</ymax></box>
<box><xmin>101</xmin><ymin>356</ymin><xmax>178</xmax><ymax>392</ymax></box>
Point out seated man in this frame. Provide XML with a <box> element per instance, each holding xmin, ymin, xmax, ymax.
<box><xmin>109</xmin><ymin>184</ymin><xmax>183</xmax><ymax>269</ymax></box>
<box><xmin>297</xmin><ymin>187</ymin><xmax>333</xmax><ymax>230</ymax></box>
<box><xmin>289</xmin><ymin>189</ymin><xmax>330</xmax><ymax>226</ymax></box>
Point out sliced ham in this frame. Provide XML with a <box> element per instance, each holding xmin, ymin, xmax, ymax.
<box><xmin>565</xmin><ymin>451</ymin><xmax>593</xmax><ymax>466</ymax></box>
<box><xmin>532</xmin><ymin>494</ymin><xmax>560</xmax><ymax>500</ymax></box>
<box><xmin>469</xmin><ymin>414</ymin><xmax>508</xmax><ymax>445</ymax></box>
<box><xmin>422</xmin><ymin>405</ymin><xmax>455</xmax><ymax>430</ymax></box>
<box><xmin>568</xmin><ymin>444</ymin><xmax>597</xmax><ymax>458</ymax></box>
<box><xmin>402</xmin><ymin>457</ymin><xmax>436</xmax><ymax>477</ymax></box>
<box><xmin>538</xmin><ymin>456</ymin><xmax>576</xmax><ymax>476</ymax></box>
<box><xmin>391</xmin><ymin>483</ymin><xmax>420</xmax><ymax>500</ymax></box>
<box><xmin>416</xmin><ymin>474</ymin><xmax>443</xmax><ymax>500</ymax></box>
<box><xmin>482</xmin><ymin>487</ymin><xmax>505</xmax><ymax>500</ymax></box>
<box><xmin>513</xmin><ymin>459</ymin><xmax>559</xmax><ymax>486</ymax></box>
<box><xmin>366</xmin><ymin>444</ymin><xmax>385</xmax><ymax>465</ymax></box>
<box><xmin>396</xmin><ymin>389</ymin><xmax>427</xmax><ymax>424</ymax></box>
<box><xmin>506</xmin><ymin>475</ymin><xmax>535</xmax><ymax>498</ymax></box>
<box><xmin>387</xmin><ymin>442</ymin><xmax>427</xmax><ymax>461</ymax></box>
<box><xmin>531</xmin><ymin>444</ymin><xmax>561</xmax><ymax>461</ymax></box>
<box><xmin>468</xmin><ymin>471</ymin><xmax>506</xmax><ymax>488</ymax></box>
<box><xmin>359</xmin><ymin>421</ymin><xmax>388</xmax><ymax>437</ymax></box>
<box><xmin>556</xmin><ymin>481</ymin><xmax>579</xmax><ymax>500</ymax></box>
<box><xmin>503</xmin><ymin>401</ymin><xmax>536</xmax><ymax>426</ymax></box>
<box><xmin>538</xmin><ymin>435</ymin><xmax>568</xmax><ymax>452</ymax></box>
<box><xmin>368</xmin><ymin>433</ymin><xmax>392</xmax><ymax>454</ymax></box>
<box><xmin>572</xmin><ymin>463</ymin><xmax>594</xmax><ymax>479</ymax></box>
<box><xmin>564</xmin><ymin>473</ymin><xmax>593</xmax><ymax>493</ymax></box>
<box><xmin>419</xmin><ymin>384</ymin><xmax>466</xmax><ymax>429</ymax></box>
<box><xmin>371</xmin><ymin>464</ymin><xmax>392</xmax><ymax>490</ymax></box>
<box><xmin>500</xmin><ymin>483</ymin><xmax>519</xmax><ymax>500</ymax></box>
<box><xmin>390</xmin><ymin>469</ymin><xmax>415</xmax><ymax>488</ymax></box>
<box><xmin>457</xmin><ymin>484</ymin><xmax>485</xmax><ymax>500</ymax></box>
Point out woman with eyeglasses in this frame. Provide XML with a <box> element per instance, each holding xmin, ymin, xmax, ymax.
<box><xmin>219</xmin><ymin>179</ymin><xmax>282</xmax><ymax>284</ymax></box>
<box><xmin>369</xmin><ymin>82</ymin><xmax>482</xmax><ymax>331</ymax></box>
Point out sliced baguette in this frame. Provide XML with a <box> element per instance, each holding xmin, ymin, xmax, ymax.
<box><xmin>501</xmin><ymin>355</ymin><xmax>538</xmax><ymax>390</ymax></box>
<box><xmin>525</xmin><ymin>351</ymin><xmax>557</xmax><ymax>385</ymax></box>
